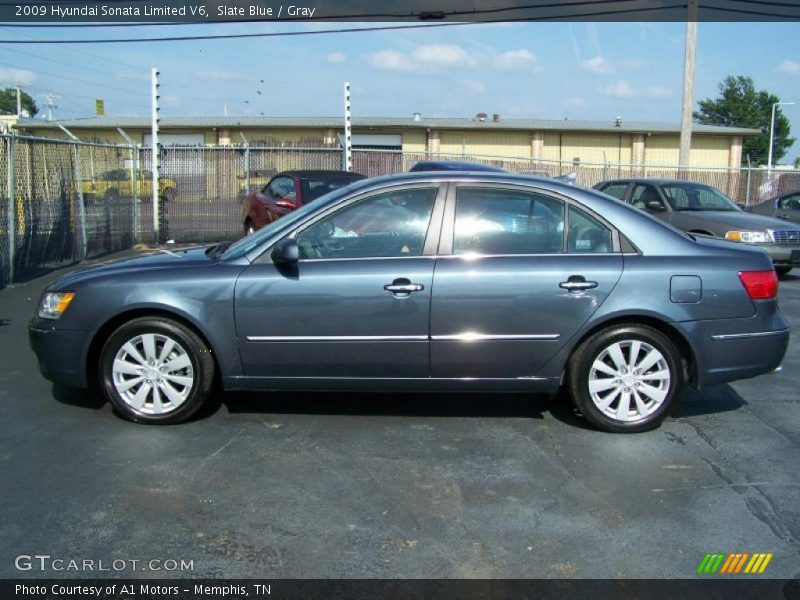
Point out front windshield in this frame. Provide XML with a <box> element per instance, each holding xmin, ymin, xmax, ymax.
<box><xmin>220</xmin><ymin>180</ymin><xmax>365</xmax><ymax>260</ymax></box>
<box><xmin>661</xmin><ymin>183</ymin><xmax>740</xmax><ymax>212</ymax></box>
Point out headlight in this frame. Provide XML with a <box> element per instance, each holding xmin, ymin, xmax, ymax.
<box><xmin>725</xmin><ymin>230</ymin><xmax>773</xmax><ymax>243</ymax></box>
<box><xmin>38</xmin><ymin>292</ymin><xmax>75</xmax><ymax>319</ymax></box>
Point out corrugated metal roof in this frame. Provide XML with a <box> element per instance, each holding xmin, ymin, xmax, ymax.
<box><xmin>14</xmin><ymin>115</ymin><xmax>761</xmax><ymax>136</ymax></box>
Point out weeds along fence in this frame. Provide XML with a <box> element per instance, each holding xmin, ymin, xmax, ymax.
<box><xmin>2</xmin><ymin>133</ymin><xmax>798</xmax><ymax>286</ymax></box>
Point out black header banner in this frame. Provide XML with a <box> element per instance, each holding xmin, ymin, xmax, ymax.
<box><xmin>3</xmin><ymin>578</ymin><xmax>799</xmax><ymax>600</ymax></box>
<box><xmin>2</xmin><ymin>0</ymin><xmax>800</xmax><ymax>24</ymax></box>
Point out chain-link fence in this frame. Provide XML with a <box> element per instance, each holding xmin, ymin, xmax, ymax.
<box><xmin>3</xmin><ymin>134</ymin><xmax>799</xmax><ymax>287</ymax></box>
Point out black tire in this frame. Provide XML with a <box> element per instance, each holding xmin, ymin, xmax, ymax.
<box><xmin>99</xmin><ymin>317</ymin><xmax>215</xmax><ymax>424</ymax></box>
<box><xmin>775</xmin><ymin>266</ymin><xmax>792</xmax><ymax>277</ymax></box>
<box><xmin>567</xmin><ymin>324</ymin><xmax>683</xmax><ymax>433</ymax></box>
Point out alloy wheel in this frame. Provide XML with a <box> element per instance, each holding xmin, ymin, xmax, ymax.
<box><xmin>587</xmin><ymin>339</ymin><xmax>671</xmax><ymax>423</ymax></box>
<box><xmin>111</xmin><ymin>333</ymin><xmax>194</xmax><ymax>415</ymax></box>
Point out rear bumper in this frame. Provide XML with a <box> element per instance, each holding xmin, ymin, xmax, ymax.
<box><xmin>28</xmin><ymin>320</ymin><xmax>91</xmax><ymax>388</ymax></box>
<box><xmin>676</xmin><ymin>311</ymin><xmax>790</xmax><ymax>388</ymax></box>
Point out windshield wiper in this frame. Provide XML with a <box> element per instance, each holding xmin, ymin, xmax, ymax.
<box><xmin>205</xmin><ymin>242</ymin><xmax>232</xmax><ymax>259</ymax></box>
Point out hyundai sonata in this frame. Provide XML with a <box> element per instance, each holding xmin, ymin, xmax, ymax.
<box><xmin>30</xmin><ymin>172</ymin><xmax>789</xmax><ymax>432</ymax></box>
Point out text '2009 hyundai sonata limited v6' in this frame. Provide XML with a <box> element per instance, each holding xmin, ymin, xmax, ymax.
<box><xmin>29</xmin><ymin>172</ymin><xmax>790</xmax><ymax>432</ymax></box>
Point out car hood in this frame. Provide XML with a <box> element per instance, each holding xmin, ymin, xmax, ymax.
<box><xmin>49</xmin><ymin>246</ymin><xmax>213</xmax><ymax>289</ymax></box>
<box><xmin>675</xmin><ymin>210</ymin><xmax>798</xmax><ymax>231</ymax></box>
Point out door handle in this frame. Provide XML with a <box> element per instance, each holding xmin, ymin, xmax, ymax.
<box><xmin>384</xmin><ymin>283</ymin><xmax>424</xmax><ymax>293</ymax></box>
<box><xmin>559</xmin><ymin>276</ymin><xmax>598</xmax><ymax>292</ymax></box>
<box><xmin>384</xmin><ymin>278</ymin><xmax>424</xmax><ymax>295</ymax></box>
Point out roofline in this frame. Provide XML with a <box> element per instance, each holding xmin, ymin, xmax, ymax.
<box><xmin>13</xmin><ymin>116</ymin><xmax>762</xmax><ymax>137</ymax></box>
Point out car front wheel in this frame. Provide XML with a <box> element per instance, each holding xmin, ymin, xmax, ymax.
<box><xmin>567</xmin><ymin>324</ymin><xmax>683</xmax><ymax>433</ymax></box>
<box><xmin>99</xmin><ymin>317</ymin><xmax>215</xmax><ymax>424</ymax></box>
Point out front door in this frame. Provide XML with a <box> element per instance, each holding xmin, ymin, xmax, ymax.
<box><xmin>430</xmin><ymin>185</ymin><xmax>623</xmax><ymax>378</ymax></box>
<box><xmin>234</xmin><ymin>185</ymin><xmax>444</xmax><ymax>379</ymax></box>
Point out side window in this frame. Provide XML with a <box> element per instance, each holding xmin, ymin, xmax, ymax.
<box><xmin>600</xmin><ymin>183</ymin><xmax>628</xmax><ymax>200</ymax></box>
<box><xmin>631</xmin><ymin>184</ymin><xmax>664</xmax><ymax>210</ymax></box>
<box><xmin>779</xmin><ymin>193</ymin><xmax>800</xmax><ymax>211</ymax></box>
<box><xmin>296</xmin><ymin>187</ymin><xmax>438</xmax><ymax>260</ymax></box>
<box><xmin>268</xmin><ymin>177</ymin><xmax>296</xmax><ymax>201</ymax></box>
<box><xmin>567</xmin><ymin>206</ymin><xmax>613</xmax><ymax>254</ymax></box>
<box><xmin>453</xmin><ymin>187</ymin><xmax>565</xmax><ymax>255</ymax></box>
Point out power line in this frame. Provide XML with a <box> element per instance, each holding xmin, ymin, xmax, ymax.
<box><xmin>0</xmin><ymin>6</ymin><xmax>690</xmax><ymax>44</ymax></box>
<box><xmin>0</xmin><ymin>61</ymin><xmax>144</xmax><ymax>94</ymax></box>
<box><xmin>698</xmin><ymin>3</ymin><xmax>800</xmax><ymax>17</ymax></box>
<box><xmin>0</xmin><ymin>44</ymin><xmax>147</xmax><ymax>82</ymax></box>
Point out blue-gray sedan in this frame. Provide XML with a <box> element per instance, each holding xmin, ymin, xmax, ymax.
<box><xmin>29</xmin><ymin>172</ymin><xmax>790</xmax><ymax>432</ymax></box>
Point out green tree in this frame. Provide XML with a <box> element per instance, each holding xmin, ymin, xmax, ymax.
<box><xmin>694</xmin><ymin>75</ymin><xmax>795</xmax><ymax>166</ymax></box>
<box><xmin>0</xmin><ymin>87</ymin><xmax>38</xmax><ymax>117</ymax></box>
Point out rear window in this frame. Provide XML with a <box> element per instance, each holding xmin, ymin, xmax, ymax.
<box><xmin>301</xmin><ymin>177</ymin><xmax>362</xmax><ymax>202</ymax></box>
<box><xmin>599</xmin><ymin>182</ymin><xmax>629</xmax><ymax>200</ymax></box>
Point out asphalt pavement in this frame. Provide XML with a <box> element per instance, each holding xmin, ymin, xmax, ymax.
<box><xmin>1</xmin><ymin>254</ymin><xmax>798</xmax><ymax>579</ymax></box>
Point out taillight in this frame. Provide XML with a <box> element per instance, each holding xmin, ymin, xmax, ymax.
<box><xmin>738</xmin><ymin>270</ymin><xmax>778</xmax><ymax>300</ymax></box>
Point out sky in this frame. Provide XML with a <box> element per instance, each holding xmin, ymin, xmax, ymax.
<box><xmin>1</xmin><ymin>20</ymin><xmax>799</xmax><ymax>162</ymax></box>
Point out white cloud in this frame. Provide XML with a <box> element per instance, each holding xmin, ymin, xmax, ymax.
<box><xmin>327</xmin><ymin>52</ymin><xmax>346</xmax><ymax>63</ymax></box>
<box><xmin>598</xmin><ymin>81</ymin><xmax>636</xmax><ymax>97</ymax></box>
<box><xmin>581</xmin><ymin>56</ymin><xmax>614</xmax><ymax>74</ymax></box>
<box><xmin>495</xmin><ymin>49</ymin><xmax>537</xmax><ymax>70</ymax></box>
<box><xmin>620</xmin><ymin>58</ymin><xmax>645</xmax><ymax>69</ymax></box>
<box><xmin>644</xmin><ymin>86</ymin><xmax>672</xmax><ymax>98</ymax></box>
<box><xmin>777</xmin><ymin>59</ymin><xmax>800</xmax><ymax>75</ymax></box>
<box><xmin>0</xmin><ymin>67</ymin><xmax>36</xmax><ymax>86</ymax></box>
<box><xmin>566</xmin><ymin>96</ymin><xmax>588</xmax><ymax>109</ymax></box>
<box><xmin>411</xmin><ymin>44</ymin><xmax>477</xmax><ymax>69</ymax></box>
<box><xmin>367</xmin><ymin>44</ymin><xmax>477</xmax><ymax>72</ymax></box>
<box><xmin>367</xmin><ymin>49</ymin><xmax>417</xmax><ymax>72</ymax></box>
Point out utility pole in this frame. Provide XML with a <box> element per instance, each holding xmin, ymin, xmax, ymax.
<box><xmin>44</xmin><ymin>94</ymin><xmax>57</xmax><ymax>121</ymax></box>
<box><xmin>151</xmin><ymin>67</ymin><xmax>161</xmax><ymax>240</ymax></box>
<box><xmin>343</xmin><ymin>82</ymin><xmax>352</xmax><ymax>172</ymax></box>
<box><xmin>678</xmin><ymin>0</ymin><xmax>698</xmax><ymax>172</ymax></box>
<box><xmin>768</xmin><ymin>101</ymin><xmax>795</xmax><ymax>172</ymax></box>
<box><xmin>15</xmin><ymin>85</ymin><xmax>21</xmax><ymax>116</ymax></box>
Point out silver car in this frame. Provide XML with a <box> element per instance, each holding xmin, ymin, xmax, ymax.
<box><xmin>594</xmin><ymin>178</ymin><xmax>800</xmax><ymax>276</ymax></box>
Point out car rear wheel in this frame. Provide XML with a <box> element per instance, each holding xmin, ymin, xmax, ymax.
<box><xmin>567</xmin><ymin>324</ymin><xmax>683</xmax><ymax>433</ymax></box>
<box><xmin>775</xmin><ymin>266</ymin><xmax>792</xmax><ymax>277</ymax></box>
<box><xmin>99</xmin><ymin>317</ymin><xmax>214</xmax><ymax>424</ymax></box>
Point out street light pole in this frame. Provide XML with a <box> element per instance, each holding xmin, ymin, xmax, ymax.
<box><xmin>768</xmin><ymin>101</ymin><xmax>794</xmax><ymax>171</ymax></box>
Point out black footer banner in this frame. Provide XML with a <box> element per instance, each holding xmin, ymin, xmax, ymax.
<box><xmin>3</xmin><ymin>579</ymin><xmax>800</xmax><ymax>600</ymax></box>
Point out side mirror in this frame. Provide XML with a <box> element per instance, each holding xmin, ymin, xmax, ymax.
<box><xmin>646</xmin><ymin>200</ymin><xmax>666</xmax><ymax>212</ymax></box>
<box><xmin>271</xmin><ymin>238</ymin><xmax>299</xmax><ymax>265</ymax></box>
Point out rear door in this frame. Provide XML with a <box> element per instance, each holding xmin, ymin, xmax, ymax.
<box><xmin>429</xmin><ymin>184</ymin><xmax>623</xmax><ymax>379</ymax></box>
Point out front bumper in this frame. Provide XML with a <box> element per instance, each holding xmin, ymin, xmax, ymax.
<box><xmin>752</xmin><ymin>243</ymin><xmax>800</xmax><ymax>267</ymax></box>
<box><xmin>28</xmin><ymin>319</ymin><xmax>91</xmax><ymax>388</ymax></box>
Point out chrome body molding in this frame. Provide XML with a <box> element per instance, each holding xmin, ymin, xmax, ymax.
<box><xmin>710</xmin><ymin>329</ymin><xmax>790</xmax><ymax>341</ymax></box>
<box><xmin>246</xmin><ymin>333</ymin><xmax>560</xmax><ymax>342</ymax></box>
<box><xmin>245</xmin><ymin>335</ymin><xmax>429</xmax><ymax>342</ymax></box>
<box><xmin>431</xmin><ymin>333</ymin><xmax>561</xmax><ymax>342</ymax></box>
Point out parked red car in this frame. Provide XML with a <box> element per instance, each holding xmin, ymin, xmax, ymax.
<box><xmin>242</xmin><ymin>170</ymin><xmax>366</xmax><ymax>235</ymax></box>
